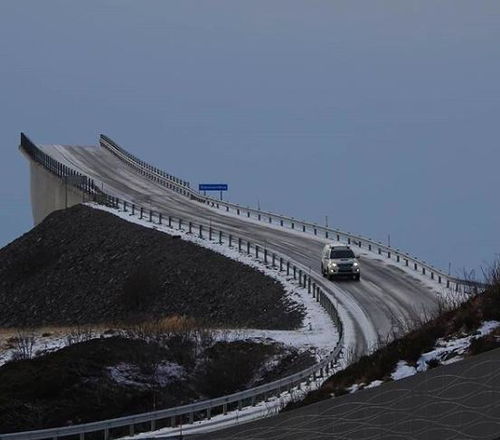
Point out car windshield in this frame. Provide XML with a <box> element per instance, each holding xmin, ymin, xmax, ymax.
<box><xmin>330</xmin><ymin>249</ymin><xmax>355</xmax><ymax>259</ymax></box>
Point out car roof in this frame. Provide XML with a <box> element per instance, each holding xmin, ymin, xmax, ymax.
<box><xmin>324</xmin><ymin>244</ymin><xmax>351</xmax><ymax>250</ymax></box>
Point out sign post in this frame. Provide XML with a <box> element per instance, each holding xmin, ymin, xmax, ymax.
<box><xmin>198</xmin><ymin>184</ymin><xmax>228</xmax><ymax>201</ymax></box>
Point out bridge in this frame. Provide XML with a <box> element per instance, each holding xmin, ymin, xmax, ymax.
<box><xmin>7</xmin><ymin>132</ymin><xmax>491</xmax><ymax>440</ymax></box>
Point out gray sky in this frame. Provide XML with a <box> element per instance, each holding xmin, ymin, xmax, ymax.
<box><xmin>1</xmin><ymin>1</ymin><xmax>499</xmax><ymax>278</ymax></box>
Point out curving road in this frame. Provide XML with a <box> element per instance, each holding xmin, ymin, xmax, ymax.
<box><xmin>39</xmin><ymin>143</ymin><xmax>441</xmax><ymax>358</ymax></box>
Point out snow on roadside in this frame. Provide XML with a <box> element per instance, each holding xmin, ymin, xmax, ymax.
<box><xmin>350</xmin><ymin>320</ymin><xmax>500</xmax><ymax>396</ymax></box>
<box><xmin>88</xmin><ymin>203</ymin><xmax>339</xmax><ymax>359</ymax></box>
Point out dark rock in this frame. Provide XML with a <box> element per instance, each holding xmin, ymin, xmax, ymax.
<box><xmin>0</xmin><ymin>205</ymin><xmax>304</xmax><ymax>329</ymax></box>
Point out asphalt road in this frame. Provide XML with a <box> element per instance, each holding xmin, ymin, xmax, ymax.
<box><xmin>40</xmin><ymin>144</ymin><xmax>441</xmax><ymax>357</ymax></box>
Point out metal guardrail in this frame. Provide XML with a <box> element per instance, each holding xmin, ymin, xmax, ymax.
<box><xmin>7</xmin><ymin>134</ymin><xmax>345</xmax><ymax>440</ymax></box>
<box><xmin>20</xmin><ymin>133</ymin><xmax>103</xmax><ymax>197</ymax></box>
<box><xmin>99</xmin><ymin>134</ymin><xmax>487</xmax><ymax>293</ymax></box>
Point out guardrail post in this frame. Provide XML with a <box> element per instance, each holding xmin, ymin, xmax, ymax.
<box><xmin>314</xmin><ymin>227</ymin><xmax>317</xmax><ymax>235</ymax></box>
<box><xmin>129</xmin><ymin>424</ymin><xmax>134</xmax><ymax>436</ymax></box>
<box><xmin>229</xmin><ymin>234</ymin><xmax>233</xmax><ymax>247</ymax></box>
<box><xmin>150</xmin><ymin>419</ymin><xmax>156</xmax><ymax>431</ymax></box>
<box><xmin>209</xmin><ymin>227</ymin><xmax>213</xmax><ymax>241</ymax></box>
<box><xmin>280</xmin><ymin>219</ymin><xmax>284</xmax><ymax>226</ymax></box>
<box><xmin>405</xmin><ymin>258</ymin><xmax>408</xmax><ymax>266</ymax></box>
<box><xmin>149</xmin><ymin>210</ymin><xmax>153</xmax><ymax>222</ymax></box>
<box><xmin>287</xmin><ymin>261</ymin><xmax>290</xmax><ymax>275</ymax></box>
<box><xmin>269</xmin><ymin>216</ymin><xmax>272</xmax><ymax>223</ymax></box>
<box><xmin>387</xmin><ymin>251</ymin><xmax>391</xmax><ymax>258</ymax></box>
<box><xmin>169</xmin><ymin>216</ymin><xmax>172</xmax><ymax>228</ymax></box>
<box><xmin>280</xmin><ymin>257</ymin><xmax>283</xmax><ymax>271</ymax></box>
<box><xmin>378</xmin><ymin>248</ymin><xmax>381</xmax><ymax>255</ymax></box>
<box><xmin>189</xmin><ymin>412</ymin><xmax>194</xmax><ymax>424</ymax></box>
<box><xmin>312</xmin><ymin>282</ymin><xmax>316</xmax><ymax>298</ymax></box>
<box><xmin>123</xmin><ymin>201</ymin><xmax>128</xmax><ymax>212</ymax></box>
<box><xmin>258</xmin><ymin>213</ymin><xmax>261</xmax><ymax>221</ymax></box>
<box><xmin>337</xmin><ymin>234</ymin><xmax>340</xmax><ymax>241</ymax></box>
<box><xmin>293</xmin><ymin>266</ymin><xmax>296</xmax><ymax>279</ymax></box>
<box><xmin>158</xmin><ymin>213</ymin><xmax>162</xmax><ymax>225</ymax></box>
<box><xmin>219</xmin><ymin>230</ymin><xmax>223</xmax><ymax>244</ymax></box>
<box><xmin>325</xmin><ymin>230</ymin><xmax>329</xmax><ymax>238</ymax></box>
<box><xmin>199</xmin><ymin>224</ymin><xmax>203</xmax><ymax>238</ymax></box>
<box><xmin>104</xmin><ymin>427</ymin><xmax>109</xmax><ymax>440</ymax></box>
<box><xmin>188</xmin><ymin>221</ymin><xmax>192</xmax><ymax>233</ymax></box>
<box><xmin>223</xmin><ymin>403</ymin><xmax>228</xmax><ymax>415</ymax></box>
<box><xmin>348</xmin><ymin>237</ymin><xmax>351</xmax><ymax>244</ymax></box>
<box><xmin>238</xmin><ymin>237</ymin><xmax>242</xmax><ymax>252</ymax></box>
<box><xmin>237</xmin><ymin>208</ymin><xmax>240</xmax><ymax>215</ymax></box>
<box><xmin>171</xmin><ymin>416</ymin><xmax>176</xmax><ymax>427</ymax></box>
<box><xmin>438</xmin><ymin>275</ymin><xmax>442</xmax><ymax>284</ymax></box>
<box><xmin>308</xmin><ymin>277</ymin><xmax>311</xmax><ymax>293</ymax></box>
<box><xmin>247</xmin><ymin>211</ymin><xmax>250</xmax><ymax>218</ymax></box>
<box><xmin>422</xmin><ymin>267</ymin><xmax>426</xmax><ymax>275</ymax></box>
<box><xmin>396</xmin><ymin>255</ymin><xmax>400</xmax><ymax>262</ymax></box>
<box><xmin>247</xmin><ymin>241</ymin><xmax>251</xmax><ymax>254</ymax></box>
<box><xmin>298</xmin><ymin>269</ymin><xmax>302</xmax><ymax>285</ymax></box>
<box><xmin>414</xmin><ymin>263</ymin><xmax>418</xmax><ymax>270</ymax></box>
<box><xmin>140</xmin><ymin>207</ymin><xmax>144</xmax><ymax>219</ymax></box>
<box><xmin>302</xmin><ymin>224</ymin><xmax>306</xmax><ymax>232</ymax></box>
<box><xmin>80</xmin><ymin>432</ymin><xmax>85</xmax><ymax>440</ymax></box>
<box><xmin>207</xmin><ymin>407</ymin><xmax>212</xmax><ymax>420</ymax></box>
<box><xmin>272</xmin><ymin>253</ymin><xmax>276</xmax><ymax>267</ymax></box>
<box><xmin>178</xmin><ymin>218</ymin><xmax>182</xmax><ymax>230</ymax></box>
<box><xmin>447</xmin><ymin>279</ymin><xmax>450</xmax><ymax>288</ymax></box>
<box><xmin>291</xmin><ymin>222</ymin><xmax>295</xmax><ymax>229</ymax></box>
<box><xmin>256</xmin><ymin>245</ymin><xmax>259</xmax><ymax>259</ymax></box>
<box><xmin>264</xmin><ymin>249</ymin><xmax>268</xmax><ymax>264</ymax></box>
<box><xmin>368</xmin><ymin>244</ymin><xmax>372</xmax><ymax>251</ymax></box>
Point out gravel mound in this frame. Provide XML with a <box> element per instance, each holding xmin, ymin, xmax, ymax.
<box><xmin>0</xmin><ymin>205</ymin><xmax>304</xmax><ymax>329</ymax></box>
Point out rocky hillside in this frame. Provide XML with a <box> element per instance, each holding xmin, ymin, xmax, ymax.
<box><xmin>0</xmin><ymin>205</ymin><xmax>304</xmax><ymax>329</ymax></box>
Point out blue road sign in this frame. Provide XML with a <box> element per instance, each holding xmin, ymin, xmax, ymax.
<box><xmin>199</xmin><ymin>184</ymin><xmax>228</xmax><ymax>192</ymax></box>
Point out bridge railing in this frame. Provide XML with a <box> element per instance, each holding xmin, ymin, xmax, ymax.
<box><xmin>20</xmin><ymin>133</ymin><xmax>104</xmax><ymax>198</ymax></box>
<box><xmin>98</xmin><ymin>134</ymin><xmax>487</xmax><ymax>294</ymax></box>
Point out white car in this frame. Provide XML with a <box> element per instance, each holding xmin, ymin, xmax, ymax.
<box><xmin>321</xmin><ymin>244</ymin><xmax>361</xmax><ymax>281</ymax></box>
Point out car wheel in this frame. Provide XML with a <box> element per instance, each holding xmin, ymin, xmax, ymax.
<box><xmin>355</xmin><ymin>274</ymin><xmax>361</xmax><ymax>281</ymax></box>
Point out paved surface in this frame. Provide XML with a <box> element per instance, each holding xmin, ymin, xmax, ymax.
<box><xmin>189</xmin><ymin>347</ymin><xmax>500</xmax><ymax>440</ymax></box>
<box><xmin>40</xmin><ymin>144</ymin><xmax>442</xmax><ymax>358</ymax></box>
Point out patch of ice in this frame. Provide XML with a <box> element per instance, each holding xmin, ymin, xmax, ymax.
<box><xmin>391</xmin><ymin>361</ymin><xmax>416</xmax><ymax>380</ymax></box>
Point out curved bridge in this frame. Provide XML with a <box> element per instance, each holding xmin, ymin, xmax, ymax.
<box><xmin>12</xmin><ymin>133</ymin><xmax>484</xmax><ymax>439</ymax></box>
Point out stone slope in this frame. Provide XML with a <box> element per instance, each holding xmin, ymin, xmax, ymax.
<box><xmin>0</xmin><ymin>205</ymin><xmax>304</xmax><ymax>329</ymax></box>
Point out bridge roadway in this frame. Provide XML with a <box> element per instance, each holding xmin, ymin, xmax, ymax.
<box><xmin>39</xmin><ymin>143</ymin><xmax>441</xmax><ymax>358</ymax></box>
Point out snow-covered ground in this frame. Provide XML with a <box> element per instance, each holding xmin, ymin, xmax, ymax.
<box><xmin>0</xmin><ymin>327</ymin><xmax>115</xmax><ymax>367</ymax></box>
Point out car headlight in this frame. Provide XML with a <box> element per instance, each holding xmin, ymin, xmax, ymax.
<box><xmin>328</xmin><ymin>262</ymin><xmax>337</xmax><ymax>268</ymax></box>
<box><xmin>353</xmin><ymin>262</ymin><xmax>359</xmax><ymax>267</ymax></box>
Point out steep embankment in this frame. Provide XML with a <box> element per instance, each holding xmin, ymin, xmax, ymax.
<box><xmin>0</xmin><ymin>205</ymin><xmax>304</xmax><ymax>329</ymax></box>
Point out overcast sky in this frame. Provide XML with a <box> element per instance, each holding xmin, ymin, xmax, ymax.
<box><xmin>0</xmin><ymin>1</ymin><xmax>499</xmax><ymax>278</ymax></box>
